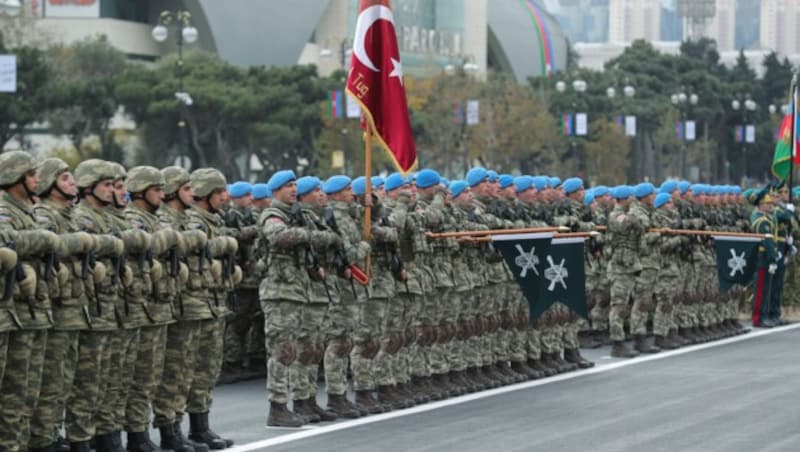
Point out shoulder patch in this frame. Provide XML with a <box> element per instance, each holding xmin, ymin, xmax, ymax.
<box><xmin>130</xmin><ymin>218</ymin><xmax>146</xmax><ymax>230</ymax></box>
<box><xmin>78</xmin><ymin>216</ymin><xmax>95</xmax><ymax>230</ymax></box>
<box><xmin>268</xmin><ymin>217</ymin><xmax>285</xmax><ymax>224</ymax></box>
<box><xmin>187</xmin><ymin>222</ymin><xmax>206</xmax><ymax>231</ymax></box>
<box><xmin>0</xmin><ymin>215</ymin><xmax>11</xmax><ymax>223</ymax></box>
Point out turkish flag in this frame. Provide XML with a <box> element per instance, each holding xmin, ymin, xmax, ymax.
<box><xmin>345</xmin><ymin>0</ymin><xmax>417</xmax><ymax>175</ymax></box>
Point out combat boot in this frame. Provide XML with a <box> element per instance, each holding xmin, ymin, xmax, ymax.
<box><xmin>484</xmin><ymin>364</ymin><xmax>510</xmax><ymax>385</ymax></box>
<box><xmin>354</xmin><ymin>390</ymin><xmax>385</xmax><ymax>414</ymax></box>
<box><xmin>431</xmin><ymin>373</ymin><xmax>454</xmax><ymax>397</ymax></box>
<box><xmin>124</xmin><ymin>432</ymin><xmax>154</xmax><ymax>452</ymax></box>
<box><xmin>465</xmin><ymin>367</ymin><xmax>487</xmax><ymax>391</ymax></box>
<box><xmin>654</xmin><ymin>335</ymin><xmax>678</xmax><ymax>350</ymax></box>
<box><xmin>527</xmin><ymin>358</ymin><xmax>554</xmax><ymax>377</ymax></box>
<box><xmin>399</xmin><ymin>381</ymin><xmax>428</xmax><ymax>404</ymax></box>
<box><xmin>499</xmin><ymin>362</ymin><xmax>527</xmax><ymax>383</ymax></box>
<box><xmin>188</xmin><ymin>412</ymin><xmax>232</xmax><ymax>449</ymax></box>
<box><xmin>174</xmin><ymin>422</ymin><xmax>208</xmax><ymax>452</ymax></box>
<box><xmin>678</xmin><ymin>327</ymin><xmax>697</xmax><ymax>344</ymax></box>
<box><xmin>292</xmin><ymin>399</ymin><xmax>322</xmax><ymax>423</ymax></box>
<box><xmin>511</xmin><ymin>361</ymin><xmax>541</xmax><ymax>379</ymax></box>
<box><xmin>634</xmin><ymin>334</ymin><xmax>660</xmax><ymax>354</ymax></box>
<box><xmin>611</xmin><ymin>341</ymin><xmax>639</xmax><ymax>358</ymax></box>
<box><xmin>377</xmin><ymin>385</ymin><xmax>406</xmax><ymax>410</ymax></box>
<box><xmin>691</xmin><ymin>326</ymin><xmax>709</xmax><ymax>342</ymax></box>
<box><xmin>539</xmin><ymin>353</ymin><xmax>561</xmax><ymax>375</ymax></box>
<box><xmin>325</xmin><ymin>394</ymin><xmax>361</xmax><ymax>419</ymax></box>
<box><xmin>158</xmin><ymin>424</ymin><xmax>195</xmax><ymax>452</ymax></box>
<box><xmin>579</xmin><ymin>331</ymin><xmax>602</xmax><ymax>349</ymax></box>
<box><xmin>668</xmin><ymin>329</ymin><xmax>689</xmax><ymax>347</ymax></box>
<box><xmin>266</xmin><ymin>401</ymin><xmax>305</xmax><ymax>428</ymax></box>
<box><xmin>309</xmin><ymin>399</ymin><xmax>338</xmax><ymax>421</ymax></box>
<box><xmin>69</xmin><ymin>441</ymin><xmax>91</xmax><ymax>452</ymax></box>
<box><xmin>552</xmin><ymin>352</ymin><xmax>577</xmax><ymax>373</ymax></box>
<box><xmin>452</xmin><ymin>370</ymin><xmax>474</xmax><ymax>393</ymax></box>
<box><xmin>423</xmin><ymin>376</ymin><xmax>446</xmax><ymax>400</ymax></box>
<box><xmin>564</xmin><ymin>348</ymin><xmax>594</xmax><ymax>369</ymax></box>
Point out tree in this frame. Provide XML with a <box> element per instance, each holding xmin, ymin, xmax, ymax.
<box><xmin>583</xmin><ymin>119</ymin><xmax>630</xmax><ymax>185</ymax></box>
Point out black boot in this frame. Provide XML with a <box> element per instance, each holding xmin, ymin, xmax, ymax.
<box><xmin>70</xmin><ymin>441</ymin><xmax>91</xmax><ymax>452</ymax></box>
<box><xmin>159</xmin><ymin>424</ymin><xmax>195</xmax><ymax>452</ymax></box>
<box><xmin>189</xmin><ymin>413</ymin><xmax>231</xmax><ymax>449</ymax></box>
<box><xmin>634</xmin><ymin>334</ymin><xmax>661</xmax><ymax>354</ymax></box>
<box><xmin>354</xmin><ymin>390</ymin><xmax>385</xmax><ymax>414</ymax></box>
<box><xmin>125</xmin><ymin>431</ymin><xmax>155</xmax><ymax>452</ymax></box>
<box><xmin>174</xmin><ymin>422</ymin><xmax>208</xmax><ymax>452</ymax></box>
<box><xmin>111</xmin><ymin>431</ymin><xmax>128</xmax><ymax>452</ymax></box>
<box><xmin>611</xmin><ymin>340</ymin><xmax>639</xmax><ymax>358</ymax></box>
<box><xmin>564</xmin><ymin>348</ymin><xmax>594</xmax><ymax>369</ymax></box>
<box><xmin>94</xmin><ymin>434</ymin><xmax>115</xmax><ymax>452</ymax></box>
<box><xmin>308</xmin><ymin>399</ymin><xmax>338</xmax><ymax>421</ymax></box>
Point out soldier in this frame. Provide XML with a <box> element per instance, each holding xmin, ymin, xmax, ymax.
<box><xmin>183</xmin><ymin>169</ymin><xmax>234</xmax><ymax>448</ymax></box>
<box><xmin>587</xmin><ymin>185</ymin><xmax>613</xmax><ymax>347</ymax></box>
<box><xmin>151</xmin><ymin>166</ymin><xmax>210</xmax><ymax>452</ymax></box>
<box><xmin>123</xmin><ymin>166</ymin><xmax>175</xmax><ymax>451</ymax></box>
<box><xmin>767</xmin><ymin>184</ymin><xmax>794</xmax><ymax>326</ymax></box>
<box><xmin>750</xmin><ymin>189</ymin><xmax>779</xmax><ymax>327</ymax></box>
<box><xmin>28</xmin><ymin>158</ymin><xmax>91</xmax><ymax>452</ymax></box>
<box><xmin>67</xmin><ymin>159</ymin><xmax>125</xmax><ymax>452</ymax></box>
<box><xmin>607</xmin><ymin>186</ymin><xmax>642</xmax><ymax>358</ymax></box>
<box><xmin>223</xmin><ymin>181</ymin><xmax>258</xmax><ymax>378</ymax></box>
<box><xmin>629</xmin><ymin>183</ymin><xmax>661</xmax><ymax>354</ymax></box>
<box><xmin>650</xmin><ymin>192</ymin><xmax>683</xmax><ymax>350</ymax></box>
<box><xmin>0</xmin><ymin>151</ymin><xmax>58</xmax><ymax>452</ymax></box>
<box><xmin>244</xmin><ymin>183</ymin><xmax>271</xmax><ymax>372</ymax></box>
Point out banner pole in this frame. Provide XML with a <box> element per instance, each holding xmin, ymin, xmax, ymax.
<box><xmin>363</xmin><ymin>127</ymin><xmax>372</xmax><ymax>275</ymax></box>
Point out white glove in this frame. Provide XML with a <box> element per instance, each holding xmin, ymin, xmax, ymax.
<box><xmin>792</xmin><ymin>245</ymin><xmax>798</xmax><ymax>257</ymax></box>
<box><xmin>786</xmin><ymin>203</ymin><xmax>796</xmax><ymax>212</ymax></box>
<box><xmin>768</xmin><ymin>263</ymin><xmax>778</xmax><ymax>275</ymax></box>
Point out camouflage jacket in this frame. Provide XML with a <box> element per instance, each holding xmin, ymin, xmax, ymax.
<box><xmin>652</xmin><ymin>207</ymin><xmax>685</xmax><ymax>277</ymax></box>
<box><xmin>607</xmin><ymin>203</ymin><xmax>645</xmax><ymax>274</ymax></box>
<box><xmin>329</xmin><ymin>201</ymin><xmax>370</xmax><ymax>302</ymax></box>
<box><xmin>126</xmin><ymin>204</ymin><xmax>174</xmax><ymax>325</ymax></box>
<box><xmin>300</xmin><ymin>203</ymin><xmax>340</xmax><ymax>304</ymax></box>
<box><xmin>389</xmin><ymin>194</ymin><xmax>432</xmax><ymax>295</ymax></box>
<box><xmin>0</xmin><ymin>193</ymin><xmax>55</xmax><ymax>330</ymax></box>
<box><xmin>226</xmin><ymin>205</ymin><xmax>259</xmax><ymax>288</ymax></box>
<box><xmin>367</xmin><ymin>200</ymin><xmax>400</xmax><ymax>300</ymax></box>
<box><xmin>418</xmin><ymin>192</ymin><xmax>455</xmax><ymax>289</ymax></box>
<box><xmin>554</xmin><ymin>197</ymin><xmax>594</xmax><ymax>232</ymax></box>
<box><xmin>473</xmin><ymin>196</ymin><xmax>513</xmax><ymax>284</ymax></box>
<box><xmin>259</xmin><ymin>200</ymin><xmax>315</xmax><ymax>303</ymax></box>
<box><xmin>629</xmin><ymin>201</ymin><xmax>659</xmax><ymax>270</ymax></box>
<box><xmin>184</xmin><ymin>206</ymin><xmax>234</xmax><ymax>318</ymax></box>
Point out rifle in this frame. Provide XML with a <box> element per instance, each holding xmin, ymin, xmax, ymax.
<box><xmin>324</xmin><ymin>207</ymin><xmax>359</xmax><ymax>300</ymax></box>
<box><xmin>291</xmin><ymin>203</ymin><xmax>333</xmax><ymax>304</ymax></box>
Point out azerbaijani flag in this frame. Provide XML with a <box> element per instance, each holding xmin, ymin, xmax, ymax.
<box><xmin>734</xmin><ymin>125</ymin><xmax>744</xmax><ymax>143</ymax></box>
<box><xmin>563</xmin><ymin>114</ymin><xmax>573</xmax><ymax>136</ymax></box>
<box><xmin>329</xmin><ymin>90</ymin><xmax>343</xmax><ymax>119</ymax></box>
<box><xmin>771</xmin><ymin>87</ymin><xmax>800</xmax><ymax>181</ymax></box>
<box><xmin>676</xmin><ymin>121</ymin><xmax>684</xmax><ymax>141</ymax></box>
<box><xmin>615</xmin><ymin>115</ymin><xmax>624</xmax><ymax>130</ymax></box>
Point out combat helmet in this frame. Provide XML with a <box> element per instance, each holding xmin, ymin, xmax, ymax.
<box><xmin>126</xmin><ymin>166</ymin><xmax>165</xmax><ymax>194</ymax></box>
<box><xmin>190</xmin><ymin>168</ymin><xmax>227</xmax><ymax>198</ymax></box>
<box><xmin>36</xmin><ymin>158</ymin><xmax>71</xmax><ymax>197</ymax></box>
<box><xmin>162</xmin><ymin>166</ymin><xmax>191</xmax><ymax>195</ymax></box>
<box><xmin>74</xmin><ymin>159</ymin><xmax>116</xmax><ymax>189</ymax></box>
<box><xmin>0</xmin><ymin>151</ymin><xmax>37</xmax><ymax>187</ymax></box>
<box><xmin>109</xmin><ymin>162</ymin><xmax>127</xmax><ymax>181</ymax></box>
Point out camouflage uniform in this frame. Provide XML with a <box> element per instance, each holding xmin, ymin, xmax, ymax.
<box><xmin>588</xmin><ymin>202</ymin><xmax>611</xmax><ymax>337</ymax></box>
<box><xmin>28</xmin><ymin>159</ymin><xmax>92</xmax><ymax>450</ymax></box>
<box><xmin>652</xmin><ymin>205</ymin><xmax>684</xmax><ymax>345</ymax></box>
<box><xmin>0</xmin><ymin>152</ymin><xmax>56</xmax><ymax>452</ymax></box>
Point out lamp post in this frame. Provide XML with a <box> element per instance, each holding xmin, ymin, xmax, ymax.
<box><xmin>152</xmin><ymin>10</ymin><xmax>198</xmax><ymax>170</ymax></box>
<box><xmin>671</xmin><ymin>89</ymin><xmax>698</xmax><ymax>178</ymax></box>
<box><xmin>556</xmin><ymin>79</ymin><xmax>587</xmax><ymax>175</ymax></box>
<box><xmin>731</xmin><ymin>96</ymin><xmax>756</xmax><ymax>178</ymax></box>
<box><xmin>0</xmin><ymin>0</ymin><xmax>20</xmax><ymax>16</ymax></box>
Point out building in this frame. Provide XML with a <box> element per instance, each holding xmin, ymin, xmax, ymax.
<box><xmin>760</xmin><ymin>0</ymin><xmax>800</xmax><ymax>57</ymax></box>
<box><xmin>25</xmin><ymin>0</ymin><xmax>568</xmax><ymax>83</ymax></box>
<box><xmin>608</xmin><ymin>0</ymin><xmax>661</xmax><ymax>43</ymax></box>
<box><xmin>698</xmin><ymin>0</ymin><xmax>735</xmax><ymax>51</ymax></box>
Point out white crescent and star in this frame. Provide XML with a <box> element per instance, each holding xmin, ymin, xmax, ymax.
<box><xmin>352</xmin><ymin>4</ymin><xmax>404</xmax><ymax>84</ymax></box>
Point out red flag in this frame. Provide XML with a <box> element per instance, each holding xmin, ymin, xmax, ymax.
<box><xmin>345</xmin><ymin>0</ymin><xmax>417</xmax><ymax>175</ymax></box>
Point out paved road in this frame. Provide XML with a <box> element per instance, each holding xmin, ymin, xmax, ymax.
<box><xmin>203</xmin><ymin>325</ymin><xmax>800</xmax><ymax>451</ymax></box>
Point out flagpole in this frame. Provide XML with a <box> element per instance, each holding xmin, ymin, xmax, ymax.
<box><xmin>789</xmin><ymin>73</ymin><xmax>797</xmax><ymax>208</ymax></box>
<box><xmin>363</xmin><ymin>127</ymin><xmax>373</xmax><ymax>275</ymax></box>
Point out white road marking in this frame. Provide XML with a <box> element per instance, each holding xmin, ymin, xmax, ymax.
<box><xmin>229</xmin><ymin>323</ymin><xmax>800</xmax><ymax>451</ymax></box>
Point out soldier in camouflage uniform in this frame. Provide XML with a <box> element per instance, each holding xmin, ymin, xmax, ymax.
<box><xmin>245</xmin><ymin>184</ymin><xmax>271</xmax><ymax>372</ymax></box>
<box><xmin>587</xmin><ymin>186</ymin><xmax>613</xmax><ymax>346</ymax></box>
<box><xmin>222</xmin><ymin>181</ymin><xmax>259</xmax><ymax>378</ymax></box>
<box><xmin>28</xmin><ymin>158</ymin><xmax>92</xmax><ymax>452</ymax></box>
<box><xmin>183</xmin><ymin>169</ymin><xmax>234</xmax><ymax>448</ymax></box>
<box><xmin>123</xmin><ymin>167</ymin><xmax>176</xmax><ymax>450</ymax></box>
<box><xmin>66</xmin><ymin>159</ymin><xmax>125</xmax><ymax>451</ymax></box>
<box><xmin>151</xmin><ymin>166</ymin><xmax>209</xmax><ymax>452</ymax></box>
<box><xmin>0</xmin><ymin>152</ymin><xmax>58</xmax><ymax>452</ymax></box>
<box><xmin>0</xmin><ymin>241</ymin><xmax>17</xmax><ymax>393</ymax></box>
<box><xmin>650</xmin><ymin>191</ymin><xmax>684</xmax><ymax>350</ymax></box>
<box><xmin>629</xmin><ymin>183</ymin><xmax>661</xmax><ymax>354</ymax></box>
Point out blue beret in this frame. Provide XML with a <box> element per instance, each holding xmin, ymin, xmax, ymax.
<box><xmin>678</xmin><ymin>181</ymin><xmax>690</xmax><ymax>194</ymax></box>
<box><xmin>584</xmin><ymin>192</ymin><xmax>595</xmax><ymax>205</ymax></box>
<box><xmin>467</xmin><ymin>167</ymin><xmax>488</xmax><ymax>187</ymax></box>
<box><xmin>498</xmin><ymin>174</ymin><xmax>514</xmax><ymax>189</ymax></box>
<box><xmin>549</xmin><ymin>177</ymin><xmax>561</xmax><ymax>188</ymax></box>
<box><xmin>593</xmin><ymin>185</ymin><xmax>610</xmax><ymax>197</ymax></box>
<box><xmin>514</xmin><ymin>176</ymin><xmax>534</xmax><ymax>193</ymax></box>
<box><xmin>532</xmin><ymin>176</ymin><xmax>548</xmax><ymax>191</ymax></box>
<box><xmin>351</xmin><ymin>176</ymin><xmax>368</xmax><ymax>196</ymax></box>
<box><xmin>689</xmin><ymin>184</ymin><xmax>702</xmax><ymax>195</ymax></box>
<box><xmin>440</xmin><ymin>177</ymin><xmax>450</xmax><ymax>187</ymax></box>
<box><xmin>654</xmin><ymin>192</ymin><xmax>672</xmax><ymax>208</ymax></box>
<box><xmin>323</xmin><ymin>175</ymin><xmax>351</xmax><ymax>194</ymax></box>
<box><xmin>416</xmin><ymin>168</ymin><xmax>441</xmax><ymax>189</ymax></box>
<box><xmin>252</xmin><ymin>183</ymin><xmax>270</xmax><ymax>200</ymax></box>
<box><xmin>449</xmin><ymin>180</ymin><xmax>469</xmax><ymax>199</ymax></box>
<box><xmin>296</xmin><ymin>176</ymin><xmax>321</xmax><ymax>197</ymax></box>
<box><xmin>612</xmin><ymin>186</ymin><xmax>633</xmax><ymax>199</ymax></box>
<box><xmin>228</xmin><ymin>181</ymin><xmax>252</xmax><ymax>198</ymax></box>
<box><xmin>659</xmin><ymin>180</ymin><xmax>677</xmax><ymax>194</ymax></box>
<box><xmin>487</xmin><ymin>170</ymin><xmax>498</xmax><ymax>182</ymax></box>
<box><xmin>562</xmin><ymin>177</ymin><xmax>584</xmax><ymax>194</ymax></box>
<box><xmin>385</xmin><ymin>173</ymin><xmax>406</xmax><ymax>191</ymax></box>
<box><xmin>267</xmin><ymin>170</ymin><xmax>297</xmax><ymax>192</ymax></box>
<box><xmin>634</xmin><ymin>182</ymin><xmax>655</xmax><ymax>198</ymax></box>
<box><xmin>371</xmin><ymin>176</ymin><xmax>384</xmax><ymax>188</ymax></box>
<box><xmin>732</xmin><ymin>186</ymin><xmax>742</xmax><ymax>195</ymax></box>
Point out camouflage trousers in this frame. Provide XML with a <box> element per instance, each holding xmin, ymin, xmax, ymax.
<box><xmin>631</xmin><ymin>268</ymin><xmax>658</xmax><ymax>336</ymax></box>
<box><xmin>609</xmin><ymin>272</ymin><xmax>636</xmax><ymax>341</ymax></box>
<box><xmin>429</xmin><ymin>287</ymin><xmax>453</xmax><ymax>376</ymax></box>
<box><xmin>351</xmin><ymin>301</ymin><xmax>385</xmax><ymax>391</ymax></box>
<box><xmin>562</xmin><ymin>319</ymin><xmax>580</xmax><ymax>350</ymax></box>
<box><xmin>675</xmin><ymin>302</ymin><xmax>698</xmax><ymax>329</ymax></box>
<box><xmin>325</xmin><ymin>303</ymin><xmax>357</xmax><ymax>395</ymax></box>
<box><xmin>588</xmin><ymin>273</ymin><xmax>611</xmax><ymax>332</ymax></box>
<box><xmin>525</xmin><ymin>323</ymin><xmax>542</xmax><ymax>361</ymax></box>
<box><xmin>224</xmin><ymin>287</ymin><xmax>259</xmax><ymax>368</ymax></box>
<box><xmin>152</xmin><ymin>320</ymin><xmax>201</xmax><ymax>428</ymax></box>
<box><xmin>17</xmin><ymin>329</ymin><xmax>48</xmax><ymax>451</ymax></box>
<box><xmin>784</xmin><ymin>260</ymin><xmax>800</xmax><ymax>305</ymax></box>
<box><xmin>0</xmin><ymin>329</ymin><xmax>40</xmax><ymax>451</ymax></box>
<box><xmin>392</xmin><ymin>294</ymin><xmax>414</xmax><ymax>386</ymax></box>
<box><xmin>96</xmin><ymin>327</ymin><xmax>139</xmax><ymax>435</ymax></box>
<box><xmin>65</xmin><ymin>331</ymin><xmax>109</xmax><ymax>442</ymax></box>
<box><xmin>540</xmin><ymin>323</ymin><xmax>562</xmax><ymax>355</ymax></box>
<box><xmin>246</xmin><ymin>310</ymin><xmax>265</xmax><ymax>368</ymax></box>
<box><xmin>652</xmin><ymin>274</ymin><xmax>679</xmax><ymax>337</ymax></box>
<box><xmin>290</xmin><ymin>303</ymin><xmax>327</xmax><ymax>401</ymax></box>
<box><xmin>186</xmin><ymin>317</ymin><xmax>224</xmax><ymax>414</ymax></box>
<box><xmin>263</xmin><ymin>300</ymin><xmax>300</xmax><ymax>404</ymax></box>
<box><xmin>0</xmin><ymin>331</ymin><xmax>6</xmax><ymax>395</ymax></box>
<box><xmin>508</xmin><ymin>286</ymin><xmax>528</xmax><ymax>364</ymax></box>
<box><xmin>479</xmin><ymin>284</ymin><xmax>500</xmax><ymax>366</ymax></box>
<box><xmin>446</xmin><ymin>289</ymin><xmax>468</xmax><ymax>373</ymax></box>
<box><xmin>461</xmin><ymin>289</ymin><xmax>484</xmax><ymax>368</ymax></box>
<box><xmin>375</xmin><ymin>297</ymin><xmax>404</xmax><ymax>387</ymax></box>
<box><xmin>403</xmin><ymin>293</ymin><xmax>431</xmax><ymax>379</ymax></box>
<box><xmin>29</xmin><ymin>330</ymin><xmax>80</xmax><ymax>449</ymax></box>
<box><xmin>125</xmin><ymin>324</ymin><xmax>167</xmax><ymax>432</ymax></box>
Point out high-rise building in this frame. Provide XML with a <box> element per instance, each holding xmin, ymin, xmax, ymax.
<box><xmin>701</xmin><ymin>0</ymin><xmax>736</xmax><ymax>51</ymax></box>
<box><xmin>760</xmin><ymin>0</ymin><xmax>800</xmax><ymax>56</ymax></box>
<box><xmin>608</xmin><ymin>0</ymin><xmax>661</xmax><ymax>43</ymax></box>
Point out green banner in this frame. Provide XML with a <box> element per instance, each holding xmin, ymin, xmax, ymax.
<box><xmin>713</xmin><ymin>236</ymin><xmax>761</xmax><ymax>292</ymax></box>
<box><xmin>492</xmin><ymin>233</ymin><xmax>553</xmax><ymax>322</ymax></box>
<box><xmin>535</xmin><ymin>237</ymin><xmax>588</xmax><ymax>320</ymax></box>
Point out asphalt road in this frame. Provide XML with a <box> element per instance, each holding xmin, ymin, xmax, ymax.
<box><xmin>185</xmin><ymin>324</ymin><xmax>800</xmax><ymax>452</ymax></box>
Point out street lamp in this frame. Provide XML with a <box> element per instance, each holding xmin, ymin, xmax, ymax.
<box><xmin>731</xmin><ymin>94</ymin><xmax>757</xmax><ymax>177</ymax></box>
<box><xmin>555</xmin><ymin>79</ymin><xmax>587</xmax><ymax>174</ymax></box>
<box><xmin>0</xmin><ymin>0</ymin><xmax>21</xmax><ymax>16</ymax></box>
<box><xmin>671</xmin><ymin>88</ymin><xmax>698</xmax><ymax>178</ymax></box>
<box><xmin>623</xmin><ymin>85</ymin><xmax>636</xmax><ymax>98</ymax></box>
<box><xmin>152</xmin><ymin>10</ymin><xmax>198</xmax><ymax>170</ymax></box>
<box><xmin>606</xmin><ymin>87</ymin><xmax>616</xmax><ymax>99</ymax></box>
